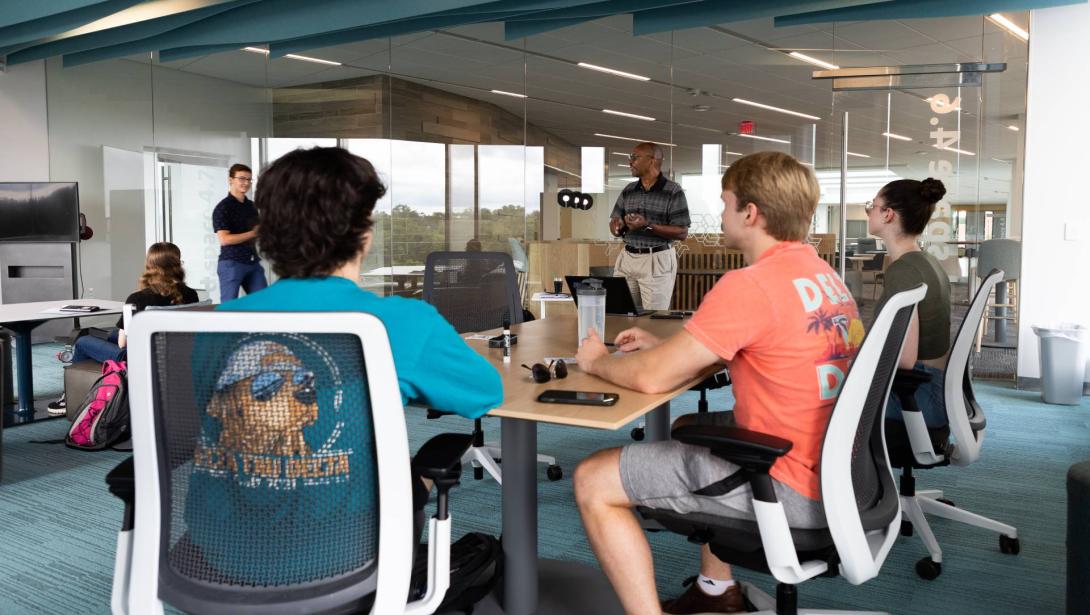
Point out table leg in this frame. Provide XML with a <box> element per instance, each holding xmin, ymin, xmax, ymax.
<box><xmin>502</xmin><ymin>417</ymin><xmax>538</xmax><ymax>615</ymax></box>
<box><xmin>6</xmin><ymin>322</ymin><xmax>42</xmax><ymax>414</ymax></box>
<box><xmin>539</xmin><ymin>299</ymin><xmax>547</xmax><ymax>319</ymax></box>
<box><xmin>645</xmin><ymin>402</ymin><xmax>671</xmax><ymax>442</ymax></box>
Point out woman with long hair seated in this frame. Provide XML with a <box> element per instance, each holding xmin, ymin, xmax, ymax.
<box><xmin>49</xmin><ymin>241</ymin><xmax>198</xmax><ymax>414</ymax></box>
<box><xmin>866</xmin><ymin>177</ymin><xmax>951</xmax><ymax>427</ymax></box>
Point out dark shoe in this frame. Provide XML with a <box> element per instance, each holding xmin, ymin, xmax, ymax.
<box><xmin>47</xmin><ymin>395</ymin><xmax>67</xmax><ymax>416</ymax></box>
<box><xmin>662</xmin><ymin>577</ymin><xmax>746</xmax><ymax>614</ymax></box>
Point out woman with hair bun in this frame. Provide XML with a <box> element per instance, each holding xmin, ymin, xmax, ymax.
<box><xmin>866</xmin><ymin>177</ymin><xmax>952</xmax><ymax>427</ymax></box>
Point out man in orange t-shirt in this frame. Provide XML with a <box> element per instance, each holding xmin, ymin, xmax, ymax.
<box><xmin>574</xmin><ymin>151</ymin><xmax>862</xmax><ymax>615</ymax></box>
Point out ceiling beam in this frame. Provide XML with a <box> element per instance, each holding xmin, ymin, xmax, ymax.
<box><xmin>774</xmin><ymin>0</ymin><xmax>1078</xmax><ymax>26</ymax></box>
<box><xmin>0</xmin><ymin>0</ymin><xmax>143</xmax><ymax>50</ymax></box>
<box><xmin>632</xmin><ymin>0</ymin><xmax>888</xmax><ymax>35</ymax></box>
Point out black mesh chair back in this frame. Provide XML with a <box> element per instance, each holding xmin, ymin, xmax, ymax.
<box><xmin>150</xmin><ymin>330</ymin><xmax>380</xmax><ymax>614</ymax></box>
<box><xmin>423</xmin><ymin>251</ymin><xmax>523</xmax><ymax>333</ymax></box>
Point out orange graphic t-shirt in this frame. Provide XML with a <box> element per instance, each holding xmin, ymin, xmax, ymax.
<box><xmin>685</xmin><ymin>241</ymin><xmax>863</xmax><ymax>500</ymax></box>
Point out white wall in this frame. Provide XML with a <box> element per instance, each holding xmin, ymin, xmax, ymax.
<box><xmin>41</xmin><ymin>58</ymin><xmax>269</xmax><ymax>300</ymax></box>
<box><xmin>1017</xmin><ymin>4</ymin><xmax>1090</xmax><ymax>382</ymax></box>
<box><xmin>0</xmin><ymin>61</ymin><xmax>49</xmax><ymax>180</ymax></box>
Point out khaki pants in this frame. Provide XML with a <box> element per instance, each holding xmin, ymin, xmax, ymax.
<box><xmin>615</xmin><ymin>248</ymin><xmax>677</xmax><ymax>311</ymax></box>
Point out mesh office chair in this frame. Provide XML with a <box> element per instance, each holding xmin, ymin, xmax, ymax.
<box><xmin>423</xmin><ymin>251</ymin><xmax>561</xmax><ymax>483</ymax></box>
<box><xmin>507</xmin><ymin>237</ymin><xmax>530</xmax><ymax>308</ymax></box>
<box><xmin>107</xmin><ymin>311</ymin><xmax>472</xmax><ymax>615</ymax></box>
<box><xmin>637</xmin><ymin>285</ymin><xmax>926</xmax><ymax>615</ymax></box>
<box><xmin>886</xmin><ymin>269</ymin><xmax>1019</xmax><ymax>580</ymax></box>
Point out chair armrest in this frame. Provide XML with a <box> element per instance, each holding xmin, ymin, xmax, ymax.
<box><xmin>694</xmin><ymin>370</ymin><xmax>731</xmax><ymax>391</ymax></box>
<box><xmin>414</xmin><ymin>433</ymin><xmax>473</xmax><ymax>481</ymax></box>
<box><xmin>106</xmin><ymin>457</ymin><xmax>135</xmax><ymax>531</ymax></box>
<box><xmin>672</xmin><ymin>425</ymin><xmax>791</xmax><ymax>474</ymax></box>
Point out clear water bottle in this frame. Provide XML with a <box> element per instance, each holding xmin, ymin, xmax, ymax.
<box><xmin>576</xmin><ymin>278</ymin><xmax>607</xmax><ymax>346</ymax></box>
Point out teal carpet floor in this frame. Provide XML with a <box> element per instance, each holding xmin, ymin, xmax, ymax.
<box><xmin>1</xmin><ymin>351</ymin><xmax>1086</xmax><ymax>614</ymax></box>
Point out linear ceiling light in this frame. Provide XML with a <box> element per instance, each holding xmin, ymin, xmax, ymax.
<box><xmin>882</xmin><ymin>131</ymin><xmax>913</xmax><ymax>141</ymax></box>
<box><xmin>611</xmin><ymin>152</ymin><xmax>631</xmax><ymax>157</ymax></box>
<box><xmin>284</xmin><ymin>53</ymin><xmax>341</xmax><ymax>66</ymax></box>
<box><xmin>577</xmin><ymin>62</ymin><xmax>650</xmax><ymax>81</ymax></box>
<box><xmin>737</xmin><ymin>133</ymin><xmax>791</xmax><ymax>144</ymax></box>
<box><xmin>732</xmin><ymin>98</ymin><xmax>820</xmax><ymax>121</ymax></box>
<box><xmin>788</xmin><ymin>51</ymin><xmax>839</xmax><ymax>70</ymax></box>
<box><xmin>988</xmin><ymin>13</ymin><xmax>1029</xmax><ymax>41</ymax></box>
<box><xmin>936</xmin><ymin>145</ymin><xmax>976</xmax><ymax>156</ymax></box>
<box><xmin>243</xmin><ymin>46</ymin><xmax>269</xmax><ymax>55</ymax></box>
<box><xmin>1007</xmin><ymin>124</ymin><xmax>1019</xmax><ymax>131</ymax></box>
<box><xmin>594</xmin><ymin>133</ymin><xmax>676</xmax><ymax>146</ymax></box>
<box><xmin>725</xmin><ymin>150</ymin><xmax>743</xmax><ymax>156</ymax></box>
<box><xmin>846</xmin><ymin>151</ymin><xmax>871</xmax><ymax>158</ymax></box>
<box><xmin>603</xmin><ymin>109</ymin><xmax>656</xmax><ymax>121</ymax></box>
<box><xmin>491</xmin><ymin>89</ymin><xmax>527</xmax><ymax>98</ymax></box>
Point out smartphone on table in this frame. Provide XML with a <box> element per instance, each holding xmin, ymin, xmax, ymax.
<box><xmin>537</xmin><ymin>390</ymin><xmax>619</xmax><ymax>406</ymax></box>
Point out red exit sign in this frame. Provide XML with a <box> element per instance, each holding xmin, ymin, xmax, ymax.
<box><xmin>739</xmin><ymin>120</ymin><xmax>754</xmax><ymax>134</ymax></box>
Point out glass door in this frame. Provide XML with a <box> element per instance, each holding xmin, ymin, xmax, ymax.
<box><xmin>155</xmin><ymin>158</ymin><xmax>231</xmax><ymax>302</ymax></box>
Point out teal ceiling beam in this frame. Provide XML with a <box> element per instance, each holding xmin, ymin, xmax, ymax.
<box><xmin>6</xmin><ymin>0</ymin><xmax>260</xmax><ymax>66</ymax></box>
<box><xmin>0</xmin><ymin>0</ymin><xmax>143</xmax><ymax>50</ymax></box>
<box><xmin>158</xmin><ymin>42</ymin><xmax>262</xmax><ymax>63</ymax></box>
<box><xmin>502</xmin><ymin>0</ymin><xmax>696</xmax><ymax>39</ymax></box>
<box><xmin>0</xmin><ymin>1</ymin><xmax>122</xmax><ymax>30</ymax></box>
<box><xmin>633</xmin><ymin>0</ymin><xmax>890</xmax><ymax>35</ymax></box>
<box><xmin>774</xmin><ymin>0</ymin><xmax>1082</xmax><ymax>26</ymax></box>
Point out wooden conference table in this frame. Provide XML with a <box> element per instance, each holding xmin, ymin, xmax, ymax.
<box><xmin>469</xmin><ymin>314</ymin><xmax>714</xmax><ymax>615</ymax></box>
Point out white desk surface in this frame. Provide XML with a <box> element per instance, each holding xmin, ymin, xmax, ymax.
<box><xmin>0</xmin><ymin>299</ymin><xmax>125</xmax><ymax>324</ymax></box>
<box><xmin>361</xmin><ymin>266</ymin><xmax>426</xmax><ymax>276</ymax></box>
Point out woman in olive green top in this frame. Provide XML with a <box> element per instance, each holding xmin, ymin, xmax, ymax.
<box><xmin>867</xmin><ymin>178</ymin><xmax>951</xmax><ymax>427</ymax></box>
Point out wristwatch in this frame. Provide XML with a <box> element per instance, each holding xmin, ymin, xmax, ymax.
<box><xmin>643</xmin><ymin>224</ymin><xmax>654</xmax><ymax>233</ymax></box>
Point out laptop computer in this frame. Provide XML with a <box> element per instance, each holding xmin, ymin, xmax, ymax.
<box><xmin>565</xmin><ymin>275</ymin><xmax>654</xmax><ymax>317</ymax></box>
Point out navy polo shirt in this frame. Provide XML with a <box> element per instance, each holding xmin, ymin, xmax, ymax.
<box><xmin>212</xmin><ymin>193</ymin><xmax>260</xmax><ymax>263</ymax></box>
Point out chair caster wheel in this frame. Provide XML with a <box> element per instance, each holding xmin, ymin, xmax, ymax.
<box><xmin>900</xmin><ymin>520</ymin><xmax>914</xmax><ymax>537</ymax></box>
<box><xmin>473</xmin><ymin>466</ymin><xmax>484</xmax><ymax>480</ymax></box>
<box><xmin>999</xmin><ymin>535</ymin><xmax>1020</xmax><ymax>555</ymax></box>
<box><xmin>936</xmin><ymin>497</ymin><xmax>955</xmax><ymax>507</ymax></box>
<box><xmin>546</xmin><ymin>465</ymin><xmax>563</xmax><ymax>481</ymax></box>
<box><xmin>631</xmin><ymin>427</ymin><xmax>645</xmax><ymax>441</ymax></box>
<box><xmin>915</xmin><ymin>557</ymin><xmax>941</xmax><ymax>580</ymax></box>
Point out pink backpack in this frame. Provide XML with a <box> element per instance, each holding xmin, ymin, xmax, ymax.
<box><xmin>67</xmin><ymin>360</ymin><xmax>130</xmax><ymax>450</ymax></box>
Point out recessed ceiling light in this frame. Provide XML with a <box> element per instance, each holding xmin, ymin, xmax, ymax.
<box><xmin>936</xmin><ymin>146</ymin><xmax>976</xmax><ymax>156</ymax></box>
<box><xmin>788</xmin><ymin>51</ymin><xmax>839</xmax><ymax>70</ymax></box>
<box><xmin>243</xmin><ymin>47</ymin><xmax>269</xmax><ymax>55</ymax></box>
<box><xmin>577</xmin><ymin>62</ymin><xmax>651</xmax><ymax>81</ymax></box>
<box><xmin>882</xmin><ymin>132</ymin><xmax>913</xmax><ymax>142</ymax></box>
<box><xmin>724</xmin><ymin>150</ymin><xmax>743</xmax><ymax>156</ymax></box>
<box><xmin>491</xmin><ymin>89</ymin><xmax>527</xmax><ymax>98</ymax></box>
<box><xmin>284</xmin><ymin>53</ymin><xmax>341</xmax><ymax>66</ymax></box>
<box><xmin>594</xmin><ymin>133</ymin><xmax>676</xmax><ymax>146</ymax></box>
<box><xmin>611</xmin><ymin>152</ymin><xmax>631</xmax><ymax>157</ymax></box>
<box><xmin>1006</xmin><ymin>124</ymin><xmax>1019</xmax><ymax>131</ymax></box>
<box><xmin>732</xmin><ymin>98</ymin><xmax>820</xmax><ymax>121</ymax></box>
<box><xmin>737</xmin><ymin>133</ymin><xmax>791</xmax><ymax>145</ymax></box>
<box><xmin>988</xmin><ymin>13</ymin><xmax>1029</xmax><ymax>41</ymax></box>
<box><xmin>846</xmin><ymin>151</ymin><xmax>870</xmax><ymax>158</ymax></box>
<box><xmin>603</xmin><ymin>109</ymin><xmax>656</xmax><ymax>121</ymax></box>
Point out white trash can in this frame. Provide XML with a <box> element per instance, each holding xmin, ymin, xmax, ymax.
<box><xmin>1033</xmin><ymin>324</ymin><xmax>1088</xmax><ymax>405</ymax></box>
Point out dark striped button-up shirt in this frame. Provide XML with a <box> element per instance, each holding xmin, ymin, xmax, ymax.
<box><xmin>610</xmin><ymin>174</ymin><xmax>690</xmax><ymax>249</ymax></box>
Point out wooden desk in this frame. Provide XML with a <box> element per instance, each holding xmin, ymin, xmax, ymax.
<box><xmin>469</xmin><ymin>314</ymin><xmax>709</xmax><ymax>615</ymax></box>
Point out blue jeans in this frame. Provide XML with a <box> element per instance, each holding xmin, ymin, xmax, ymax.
<box><xmin>72</xmin><ymin>330</ymin><xmax>123</xmax><ymax>364</ymax></box>
<box><xmin>218</xmin><ymin>259</ymin><xmax>268</xmax><ymax>302</ymax></box>
<box><xmin>885</xmin><ymin>363</ymin><xmax>948</xmax><ymax>428</ymax></box>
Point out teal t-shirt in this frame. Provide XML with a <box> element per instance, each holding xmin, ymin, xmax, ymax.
<box><xmin>185</xmin><ymin>276</ymin><xmax>502</xmax><ymax>585</ymax></box>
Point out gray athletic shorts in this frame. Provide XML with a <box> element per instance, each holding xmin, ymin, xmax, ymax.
<box><xmin>620</xmin><ymin>412</ymin><xmax>827</xmax><ymax>529</ymax></box>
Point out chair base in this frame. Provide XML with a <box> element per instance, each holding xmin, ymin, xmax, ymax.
<box><xmin>899</xmin><ymin>488</ymin><xmax>1019</xmax><ymax>579</ymax></box>
<box><xmin>740</xmin><ymin>582</ymin><xmax>890</xmax><ymax>615</ymax></box>
<box><xmin>462</xmin><ymin>443</ymin><xmax>557</xmax><ymax>485</ymax></box>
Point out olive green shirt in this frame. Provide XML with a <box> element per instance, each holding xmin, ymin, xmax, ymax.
<box><xmin>876</xmin><ymin>251</ymin><xmax>952</xmax><ymax>360</ymax></box>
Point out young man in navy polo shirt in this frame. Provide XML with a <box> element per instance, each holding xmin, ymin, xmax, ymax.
<box><xmin>213</xmin><ymin>163</ymin><xmax>267</xmax><ymax>302</ymax></box>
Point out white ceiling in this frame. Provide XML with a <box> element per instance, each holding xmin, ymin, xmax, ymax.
<box><xmin>155</xmin><ymin>12</ymin><xmax>1030</xmax><ymax>204</ymax></box>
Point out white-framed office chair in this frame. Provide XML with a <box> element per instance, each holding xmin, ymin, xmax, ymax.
<box><xmin>423</xmin><ymin>250</ymin><xmax>561</xmax><ymax>484</ymax></box>
<box><xmin>638</xmin><ymin>284</ymin><xmax>927</xmax><ymax>615</ymax></box>
<box><xmin>887</xmin><ymin>268</ymin><xmax>1019</xmax><ymax>580</ymax></box>
<box><xmin>108</xmin><ymin>310</ymin><xmax>471</xmax><ymax>615</ymax></box>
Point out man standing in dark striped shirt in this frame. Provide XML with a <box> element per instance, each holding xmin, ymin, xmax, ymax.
<box><xmin>609</xmin><ymin>142</ymin><xmax>690</xmax><ymax>310</ymax></box>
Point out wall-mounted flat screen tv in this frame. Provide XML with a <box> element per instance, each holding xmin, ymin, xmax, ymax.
<box><xmin>0</xmin><ymin>182</ymin><xmax>80</xmax><ymax>242</ymax></box>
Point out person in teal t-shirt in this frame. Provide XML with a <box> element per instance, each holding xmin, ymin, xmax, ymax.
<box><xmin>185</xmin><ymin>146</ymin><xmax>503</xmax><ymax>585</ymax></box>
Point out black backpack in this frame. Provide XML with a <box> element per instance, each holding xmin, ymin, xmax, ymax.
<box><xmin>410</xmin><ymin>532</ymin><xmax>503</xmax><ymax>614</ymax></box>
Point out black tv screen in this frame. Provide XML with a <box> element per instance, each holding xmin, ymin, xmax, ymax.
<box><xmin>0</xmin><ymin>182</ymin><xmax>80</xmax><ymax>242</ymax></box>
